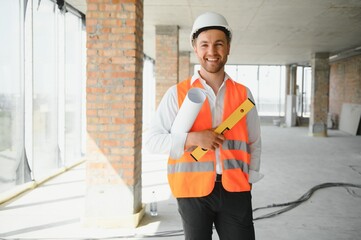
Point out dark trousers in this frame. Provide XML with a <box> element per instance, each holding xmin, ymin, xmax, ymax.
<box><xmin>177</xmin><ymin>181</ymin><xmax>255</xmax><ymax>240</ymax></box>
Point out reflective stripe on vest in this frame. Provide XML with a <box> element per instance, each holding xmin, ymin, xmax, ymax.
<box><xmin>167</xmin><ymin>161</ymin><xmax>214</xmax><ymax>174</ymax></box>
<box><xmin>223</xmin><ymin>159</ymin><xmax>249</xmax><ymax>173</ymax></box>
<box><xmin>167</xmin><ymin>78</ymin><xmax>251</xmax><ymax>198</ymax></box>
<box><xmin>222</xmin><ymin>139</ymin><xmax>250</xmax><ymax>153</ymax></box>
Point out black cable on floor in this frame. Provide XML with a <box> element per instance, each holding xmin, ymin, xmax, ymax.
<box><xmin>253</xmin><ymin>182</ymin><xmax>361</xmax><ymax>221</ymax></box>
<box><xmin>1</xmin><ymin>182</ymin><xmax>360</xmax><ymax>239</ymax></box>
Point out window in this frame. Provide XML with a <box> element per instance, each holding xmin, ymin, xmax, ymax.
<box><xmin>64</xmin><ymin>12</ymin><xmax>85</xmax><ymax>166</ymax></box>
<box><xmin>0</xmin><ymin>0</ymin><xmax>85</xmax><ymax>193</ymax></box>
<box><xmin>32</xmin><ymin>0</ymin><xmax>59</xmax><ymax>178</ymax></box>
<box><xmin>0</xmin><ymin>0</ymin><xmax>27</xmax><ymax>192</ymax></box>
<box><xmin>299</xmin><ymin>67</ymin><xmax>312</xmax><ymax>117</ymax></box>
<box><xmin>228</xmin><ymin>65</ymin><xmax>286</xmax><ymax>117</ymax></box>
<box><xmin>257</xmin><ymin>66</ymin><xmax>285</xmax><ymax>116</ymax></box>
<box><xmin>142</xmin><ymin>56</ymin><xmax>156</xmax><ymax>131</ymax></box>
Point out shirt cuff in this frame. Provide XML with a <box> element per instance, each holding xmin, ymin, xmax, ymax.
<box><xmin>169</xmin><ymin>132</ymin><xmax>188</xmax><ymax>159</ymax></box>
<box><xmin>248</xmin><ymin>170</ymin><xmax>264</xmax><ymax>184</ymax></box>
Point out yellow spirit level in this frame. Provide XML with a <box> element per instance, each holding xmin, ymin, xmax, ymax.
<box><xmin>190</xmin><ymin>98</ymin><xmax>255</xmax><ymax>161</ymax></box>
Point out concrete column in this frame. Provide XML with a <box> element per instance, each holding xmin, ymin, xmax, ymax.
<box><xmin>309</xmin><ymin>52</ymin><xmax>330</xmax><ymax>137</ymax></box>
<box><xmin>85</xmin><ymin>0</ymin><xmax>144</xmax><ymax>228</ymax></box>
<box><xmin>155</xmin><ymin>25</ymin><xmax>179</xmax><ymax>106</ymax></box>
<box><xmin>179</xmin><ymin>51</ymin><xmax>191</xmax><ymax>81</ymax></box>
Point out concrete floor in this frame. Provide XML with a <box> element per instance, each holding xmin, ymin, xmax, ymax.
<box><xmin>0</xmin><ymin>125</ymin><xmax>361</xmax><ymax>239</ymax></box>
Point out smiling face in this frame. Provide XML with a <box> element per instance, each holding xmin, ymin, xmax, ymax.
<box><xmin>193</xmin><ymin>29</ymin><xmax>230</xmax><ymax>75</ymax></box>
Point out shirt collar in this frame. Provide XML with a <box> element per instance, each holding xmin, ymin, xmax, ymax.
<box><xmin>191</xmin><ymin>71</ymin><xmax>236</xmax><ymax>86</ymax></box>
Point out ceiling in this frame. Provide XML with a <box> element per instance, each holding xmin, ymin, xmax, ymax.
<box><xmin>68</xmin><ymin>0</ymin><xmax>361</xmax><ymax>66</ymax></box>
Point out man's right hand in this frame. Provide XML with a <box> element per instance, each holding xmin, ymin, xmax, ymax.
<box><xmin>185</xmin><ymin>129</ymin><xmax>225</xmax><ymax>151</ymax></box>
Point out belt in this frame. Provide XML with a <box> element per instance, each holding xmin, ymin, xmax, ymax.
<box><xmin>216</xmin><ymin>174</ymin><xmax>222</xmax><ymax>182</ymax></box>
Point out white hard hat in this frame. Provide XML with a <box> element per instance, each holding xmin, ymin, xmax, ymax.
<box><xmin>190</xmin><ymin>12</ymin><xmax>232</xmax><ymax>46</ymax></box>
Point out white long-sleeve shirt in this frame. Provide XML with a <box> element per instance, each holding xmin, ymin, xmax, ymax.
<box><xmin>144</xmin><ymin>72</ymin><xmax>263</xmax><ymax>183</ymax></box>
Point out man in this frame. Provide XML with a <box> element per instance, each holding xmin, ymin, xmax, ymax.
<box><xmin>145</xmin><ymin>12</ymin><xmax>262</xmax><ymax>240</ymax></box>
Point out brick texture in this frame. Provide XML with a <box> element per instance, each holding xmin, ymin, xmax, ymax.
<box><xmin>309</xmin><ymin>53</ymin><xmax>330</xmax><ymax>136</ymax></box>
<box><xmin>179</xmin><ymin>51</ymin><xmax>191</xmax><ymax>81</ymax></box>
<box><xmin>155</xmin><ymin>25</ymin><xmax>179</xmax><ymax>106</ymax></box>
<box><xmin>329</xmin><ymin>54</ymin><xmax>361</xmax><ymax>124</ymax></box>
<box><xmin>85</xmin><ymin>0</ymin><xmax>143</xmax><ymax>225</ymax></box>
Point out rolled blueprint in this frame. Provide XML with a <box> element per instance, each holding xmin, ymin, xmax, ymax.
<box><xmin>171</xmin><ymin>87</ymin><xmax>206</xmax><ymax>133</ymax></box>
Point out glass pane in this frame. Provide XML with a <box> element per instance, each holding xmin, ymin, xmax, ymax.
<box><xmin>65</xmin><ymin>13</ymin><xmax>83</xmax><ymax>165</ymax></box>
<box><xmin>24</xmin><ymin>0</ymin><xmax>33</xmax><ymax>177</ymax></box>
<box><xmin>303</xmin><ymin>67</ymin><xmax>312</xmax><ymax>117</ymax></box>
<box><xmin>143</xmin><ymin>57</ymin><xmax>156</xmax><ymax>131</ymax></box>
<box><xmin>32</xmin><ymin>0</ymin><xmax>59</xmax><ymax>178</ymax></box>
<box><xmin>0</xmin><ymin>0</ymin><xmax>26</xmax><ymax>193</ymax></box>
<box><xmin>236</xmin><ymin>65</ymin><xmax>259</xmax><ymax>104</ymax></box>
<box><xmin>258</xmin><ymin>66</ymin><xmax>285</xmax><ymax>116</ymax></box>
<box><xmin>296</xmin><ymin>66</ymin><xmax>302</xmax><ymax>116</ymax></box>
<box><xmin>279</xmin><ymin>66</ymin><xmax>286</xmax><ymax>116</ymax></box>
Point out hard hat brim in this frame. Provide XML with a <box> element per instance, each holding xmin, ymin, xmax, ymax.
<box><xmin>191</xmin><ymin>26</ymin><xmax>232</xmax><ymax>43</ymax></box>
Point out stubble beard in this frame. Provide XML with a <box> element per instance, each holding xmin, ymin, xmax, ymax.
<box><xmin>201</xmin><ymin>58</ymin><xmax>227</xmax><ymax>74</ymax></box>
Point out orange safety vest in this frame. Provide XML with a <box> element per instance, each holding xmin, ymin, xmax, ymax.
<box><xmin>168</xmin><ymin>77</ymin><xmax>251</xmax><ymax>198</ymax></box>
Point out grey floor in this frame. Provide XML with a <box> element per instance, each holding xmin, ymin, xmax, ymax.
<box><xmin>0</xmin><ymin>125</ymin><xmax>361</xmax><ymax>240</ymax></box>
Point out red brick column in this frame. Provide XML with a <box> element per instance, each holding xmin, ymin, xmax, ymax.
<box><xmin>85</xmin><ymin>0</ymin><xmax>144</xmax><ymax>228</ymax></box>
<box><xmin>309</xmin><ymin>52</ymin><xmax>330</xmax><ymax>137</ymax></box>
<box><xmin>155</xmin><ymin>25</ymin><xmax>179</xmax><ymax>106</ymax></box>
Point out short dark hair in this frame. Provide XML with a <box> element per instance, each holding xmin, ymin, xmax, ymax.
<box><xmin>192</xmin><ymin>26</ymin><xmax>231</xmax><ymax>45</ymax></box>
